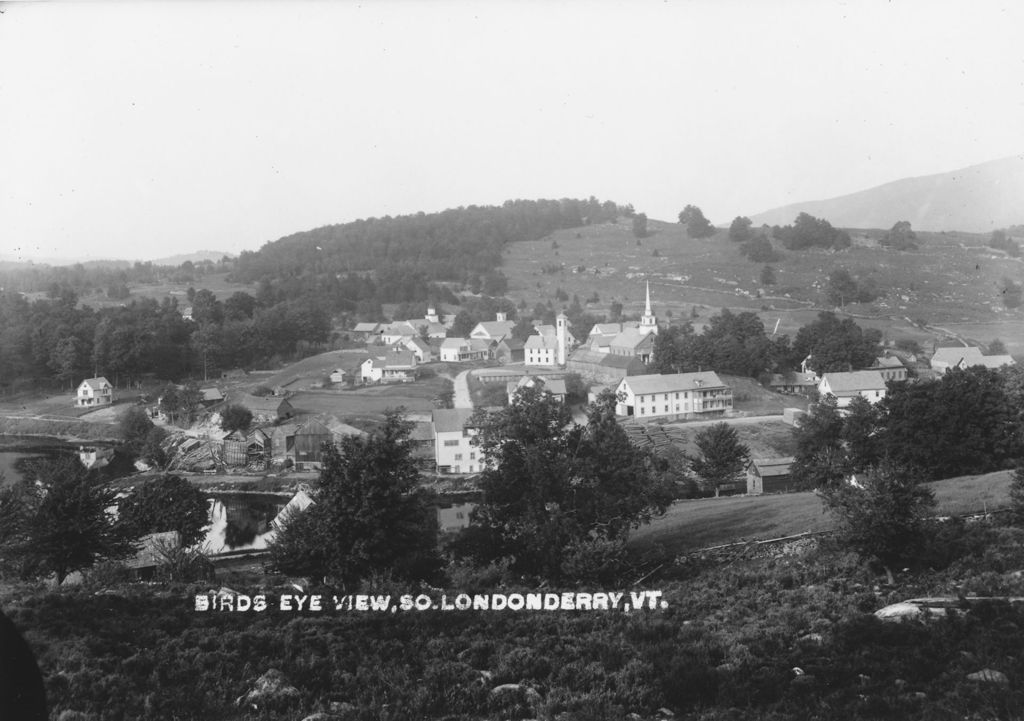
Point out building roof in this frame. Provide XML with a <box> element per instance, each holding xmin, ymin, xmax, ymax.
<box><xmin>820</xmin><ymin>370</ymin><xmax>887</xmax><ymax>393</ymax></box>
<box><xmin>353</xmin><ymin>322</ymin><xmax>380</xmax><ymax>333</ymax></box>
<box><xmin>431</xmin><ymin>408</ymin><xmax>477</xmax><ymax>434</ymax></box>
<box><xmin>871</xmin><ymin>355</ymin><xmax>905</xmax><ymax>369</ymax></box>
<box><xmin>295</xmin><ymin>420</ymin><xmax>331</xmax><ymax>437</ymax></box>
<box><xmin>78</xmin><ymin>376</ymin><xmax>111</xmax><ymax>389</ymax></box>
<box><xmin>769</xmin><ymin>372</ymin><xmax>818</xmax><ymax>387</ymax></box>
<box><xmin>508</xmin><ymin>376</ymin><xmax>568</xmax><ymax>397</ymax></box>
<box><xmin>125</xmin><ymin>531</ymin><xmax>180</xmax><ymax>570</ymax></box>
<box><xmin>525</xmin><ymin>334</ymin><xmax>559</xmax><ymax>350</ymax></box>
<box><xmin>568</xmin><ymin>348</ymin><xmax>647</xmax><ymax>370</ymax></box>
<box><xmin>472</xmin><ymin>320</ymin><xmax>515</xmax><ymax>338</ymax></box>
<box><xmin>440</xmin><ymin>337</ymin><xmax>470</xmax><ymax>350</ymax></box>
<box><xmin>978</xmin><ymin>354</ymin><xmax>1016</xmax><ymax>368</ymax></box>
<box><xmin>610</xmin><ymin>327</ymin><xmax>655</xmax><ymax>351</ymax></box>
<box><xmin>404</xmin><ymin>337</ymin><xmax>431</xmax><ymax>352</ymax></box>
<box><xmin>201</xmin><ymin>387</ymin><xmax>224</xmax><ymax>403</ymax></box>
<box><xmin>589</xmin><ymin>323</ymin><xmax>624</xmax><ymax>337</ymax></box>
<box><xmin>750</xmin><ymin>457</ymin><xmax>795</xmax><ymax>477</ymax></box>
<box><xmin>930</xmin><ymin>346</ymin><xmax>984</xmax><ymax>367</ymax></box>
<box><xmin>620</xmin><ymin>371</ymin><xmax>727</xmax><ymax>396</ymax></box>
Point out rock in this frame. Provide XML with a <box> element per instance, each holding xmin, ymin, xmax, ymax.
<box><xmin>874</xmin><ymin>602</ymin><xmax>924</xmax><ymax>622</ymax></box>
<box><xmin>715</xmin><ymin>662</ymin><xmax>737</xmax><ymax>673</ymax></box>
<box><xmin>490</xmin><ymin>683</ymin><xmax>542</xmax><ymax>711</ymax></box>
<box><xmin>301</xmin><ymin>715</ymin><xmax>342</xmax><ymax>721</ymax></box>
<box><xmin>791</xmin><ymin>674</ymin><xmax>817</xmax><ymax>688</ymax></box>
<box><xmin>967</xmin><ymin>669</ymin><xmax>1009</xmax><ymax>685</ymax></box>
<box><xmin>328</xmin><ymin>701</ymin><xmax>356</xmax><ymax>717</ymax></box>
<box><xmin>627</xmin><ymin>714</ymin><xmax>643</xmax><ymax>721</ymax></box>
<box><xmin>797</xmin><ymin>633</ymin><xmax>824</xmax><ymax>646</ymax></box>
<box><xmin>236</xmin><ymin>668</ymin><xmax>302</xmax><ymax>710</ymax></box>
<box><xmin>894</xmin><ymin>678</ymin><xmax>908</xmax><ymax>690</ymax></box>
<box><xmin>656</xmin><ymin>707</ymin><xmax>675</xmax><ymax>718</ymax></box>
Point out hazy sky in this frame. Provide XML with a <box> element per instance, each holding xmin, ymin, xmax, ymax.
<box><xmin>2</xmin><ymin>0</ymin><xmax>1023</xmax><ymax>261</ymax></box>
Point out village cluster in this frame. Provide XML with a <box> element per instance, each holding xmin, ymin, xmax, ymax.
<box><xmin>69</xmin><ymin>283</ymin><xmax>1017</xmax><ymax>507</ymax></box>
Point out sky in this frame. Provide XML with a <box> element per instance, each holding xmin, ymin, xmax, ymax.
<box><xmin>1</xmin><ymin>0</ymin><xmax>1023</xmax><ymax>262</ymax></box>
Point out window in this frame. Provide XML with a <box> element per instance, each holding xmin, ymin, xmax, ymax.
<box><xmin>455</xmin><ymin>512</ymin><xmax>465</xmax><ymax>519</ymax></box>
<box><xmin>664</xmin><ymin>405</ymin><xmax>669</xmax><ymax>413</ymax></box>
<box><xmin>444</xmin><ymin>439</ymin><xmax>459</xmax><ymax>447</ymax></box>
<box><xmin>664</xmin><ymin>393</ymin><xmax>668</xmax><ymax>400</ymax></box>
<box><xmin>454</xmin><ymin>453</ymin><xmax>463</xmax><ymax>461</ymax></box>
<box><xmin>469</xmin><ymin>452</ymin><xmax>476</xmax><ymax>460</ymax></box>
<box><xmin>675</xmin><ymin>393</ymin><xmax>679</xmax><ymax>399</ymax></box>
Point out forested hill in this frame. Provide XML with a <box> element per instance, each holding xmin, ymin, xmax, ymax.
<box><xmin>228</xmin><ymin>198</ymin><xmax>623</xmax><ymax>303</ymax></box>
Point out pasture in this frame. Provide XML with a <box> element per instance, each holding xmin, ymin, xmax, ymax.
<box><xmin>628</xmin><ymin>468</ymin><xmax>1014</xmax><ymax>555</ymax></box>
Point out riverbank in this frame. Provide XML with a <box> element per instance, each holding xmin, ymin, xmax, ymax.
<box><xmin>0</xmin><ymin>415</ymin><xmax>121</xmax><ymax>441</ymax></box>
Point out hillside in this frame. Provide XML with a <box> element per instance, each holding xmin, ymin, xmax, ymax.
<box><xmin>147</xmin><ymin>250</ymin><xmax>234</xmax><ymax>266</ymax></box>
<box><xmin>747</xmin><ymin>154</ymin><xmax>1024</xmax><ymax>232</ymax></box>
<box><xmin>500</xmin><ymin>219</ymin><xmax>1024</xmax><ymax>354</ymax></box>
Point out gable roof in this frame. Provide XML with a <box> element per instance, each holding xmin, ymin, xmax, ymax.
<box><xmin>871</xmin><ymin>355</ymin><xmax>905</xmax><ymax>369</ymax></box>
<box><xmin>750</xmin><ymin>457</ymin><xmax>795</xmax><ymax>477</ymax></box>
<box><xmin>930</xmin><ymin>346</ymin><xmax>984</xmax><ymax>367</ymax></box>
<box><xmin>820</xmin><ymin>370</ymin><xmax>887</xmax><ymax>393</ymax></box>
<box><xmin>511</xmin><ymin>376</ymin><xmax>567</xmax><ymax>396</ymax></box>
<box><xmin>78</xmin><ymin>377</ymin><xmax>111</xmax><ymax>390</ymax></box>
<box><xmin>200</xmin><ymin>387</ymin><xmax>224</xmax><ymax>403</ymax></box>
<box><xmin>431</xmin><ymin>408</ymin><xmax>477</xmax><ymax>434</ymax></box>
<box><xmin>353</xmin><ymin>322</ymin><xmax>380</xmax><ymax>333</ymax></box>
<box><xmin>440</xmin><ymin>337</ymin><xmax>470</xmax><ymax>350</ymax></box>
<box><xmin>472</xmin><ymin>320</ymin><xmax>515</xmax><ymax>338</ymax></box>
<box><xmin>610</xmin><ymin>327</ymin><xmax>655</xmax><ymax>351</ymax></box>
<box><xmin>619</xmin><ymin>371</ymin><xmax>727</xmax><ymax>396</ymax></box>
<box><xmin>525</xmin><ymin>334</ymin><xmax>559</xmax><ymax>350</ymax></box>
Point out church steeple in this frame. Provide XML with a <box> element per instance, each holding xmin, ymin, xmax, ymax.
<box><xmin>639</xmin><ymin>281</ymin><xmax>658</xmax><ymax>336</ymax></box>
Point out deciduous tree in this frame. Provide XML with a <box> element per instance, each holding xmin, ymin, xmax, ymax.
<box><xmin>691</xmin><ymin>423</ymin><xmax>750</xmax><ymax>497</ymax></box>
<box><xmin>118</xmin><ymin>475</ymin><xmax>210</xmax><ymax>547</ymax></box>
<box><xmin>268</xmin><ymin>411</ymin><xmax>442</xmax><ymax>586</ymax></box>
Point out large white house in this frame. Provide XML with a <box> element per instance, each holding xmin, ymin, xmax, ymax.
<box><xmin>76</xmin><ymin>377</ymin><xmax>113</xmax><ymax>407</ymax></box>
<box><xmin>614</xmin><ymin>371</ymin><xmax>731</xmax><ymax>420</ymax></box>
<box><xmin>440</xmin><ymin>337</ymin><xmax>490</xmax><ymax>362</ymax></box>
<box><xmin>817</xmin><ymin>370</ymin><xmax>887</xmax><ymax>408</ymax></box>
<box><xmin>431</xmin><ymin>408</ymin><xmax>481</xmax><ymax>474</ymax></box>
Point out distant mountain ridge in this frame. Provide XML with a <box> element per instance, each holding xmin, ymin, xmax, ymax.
<box><xmin>148</xmin><ymin>250</ymin><xmax>234</xmax><ymax>265</ymax></box>
<box><xmin>748</xmin><ymin>154</ymin><xmax>1024</xmax><ymax>232</ymax></box>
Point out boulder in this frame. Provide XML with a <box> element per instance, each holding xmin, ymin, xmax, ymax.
<box><xmin>300</xmin><ymin>715</ymin><xmax>342</xmax><ymax>721</ymax></box>
<box><xmin>967</xmin><ymin>669</ymin><xmax>1009</xmax><ymax>685</ymax></box>
<box><xmin>490</xmin><ymin>683</ymin><xmax>542</xmax><ymax>711</ymax></box>
<box><xmin>236</xmin><ymin>668</ymin><xmax>302</xmax><ymax>710</ymax></box>
<box><xmin>874</xmin><ymin>602</ymin><xmax>924</xmax><ymax>622</ymax></box>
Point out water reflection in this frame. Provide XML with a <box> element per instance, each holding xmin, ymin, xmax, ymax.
<box><xmin>203</xmin><ymin>493</ymin><xmax>289</xmax><ymax>554</ymax></box>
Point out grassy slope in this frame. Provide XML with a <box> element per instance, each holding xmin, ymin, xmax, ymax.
<box><xmin>501</xmin><ymin>219</ymin><xmax>1024</xmax><ymax>349</ymax></box>
<box><xmin>628</xmin><ymin>469</ymin><xmax>1014</xmax><ymax>555</ymax></box>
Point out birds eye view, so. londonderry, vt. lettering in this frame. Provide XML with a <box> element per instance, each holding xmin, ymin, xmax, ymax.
<box><xmin>2</xmin><ymin>3</ymin><xmax>1024</xmax><ymax>720</ymax></box>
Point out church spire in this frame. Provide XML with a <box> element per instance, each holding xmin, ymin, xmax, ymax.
<box><xmin>639</xmin><ymin>280</ymin><xmax>658</xmax><ymax>336</ymax></box>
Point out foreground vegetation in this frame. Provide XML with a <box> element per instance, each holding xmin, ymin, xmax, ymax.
<box><xmin>5</xmin><ymin>516</ymin><xmax>1024</xmax><ymax>721</ymax></box>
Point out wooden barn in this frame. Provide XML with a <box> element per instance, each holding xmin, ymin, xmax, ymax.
<box><xmin>746</xmin><ymin>457</ymin><xmax>797</xmax><ymax>495</ymax></box>
<box><xmin>293</xmin><ymin>420</ymin><xmax>333</xmax><ymax>470</ymax></box>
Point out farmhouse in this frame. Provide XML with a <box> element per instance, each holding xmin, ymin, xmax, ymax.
<box><xmin>439</xmin><ymin>337</ymin><xmax>489</xmax><ymax>363</ymax></box>
<box><xmin>869</xmin><ymin>355</ymin><xmax>908</xmax><ymax>382</ymax></box>
<box><xmin>360</xmin><ymin>350</ymin><xmax>418</xmax><ymax>383</ymax></box>
<box><xmin>817</xmin><ymin>370</ymin><xmax>887</xmax><ymax>408</ymax></box>
<box><xmin>746</xmin><ymin>457</ymin><xmax>797</xmax><ymax>495</ymax></box>
<box><xmin>614</xmin><ymin>371</ymin><xmax>731</xmax><ymax>420</ymax></box>
<box><xmin>351</xmin><ymin>322</ymin><xmax>381</xmax><ymax>341</ymax></box>
<box><xmin>929</xmin><ymin>346</ymin><xmax>1016</xmax><ymax>374</ymax></box>
<box><xmin>432</xmin><ymin>408</ymin><xmax>481</xmax><ymax>474</ymax></box>
<box><xmin>75</xmin><ymin>377</ymin><xmax>113</xmax><ymax>407</ymax></box>
<box><xmin>506</xmin><ymin>375</ymin><xmax>567</xmax><ymax>405</ymax></box>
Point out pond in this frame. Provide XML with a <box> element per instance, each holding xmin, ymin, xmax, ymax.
<box><xmin>203</xmin><ymin>492</ymin><xmax>291</xmax><ymax>555</ymax></box>
<box><xmin>0</xmin><ymin>438</ymin><xmax>79</xmax><ymax>487</ymax></box>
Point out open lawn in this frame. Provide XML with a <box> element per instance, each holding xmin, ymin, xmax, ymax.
<box><xmin>628</xmin><ymin>469</ymin><xmax>1014</xmax><ymax>555</ymax></box>
<box><xmin>721</xmin><ymin>374</ymin><xmax>807</xmax><ymax>415</ymax></box>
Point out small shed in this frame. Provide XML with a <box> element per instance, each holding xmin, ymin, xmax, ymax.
<box><xmin>746</xmin><ymin>457</ymin><xmax>797</xmax><ymax>495</ymax></box>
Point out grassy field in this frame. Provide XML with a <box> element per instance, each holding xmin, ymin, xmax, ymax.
<box><xmin>285</xmin><ymin>376</ymin><xmax>448</xmax><ymax>423</ymax></box>
<box><xmin>628</xmin><ymin>469</ymin><xmax>1014</xmax><ymax>554</ymax></box>
<box><xmin>501</xmin><ymin>219</ymin><xmax>1024</xmax><ymax>344</ymax></box>
<box><xmin>72</xmin><ymin>272</ymin><xmax>255</xmax><ymax>310</ymax></box>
